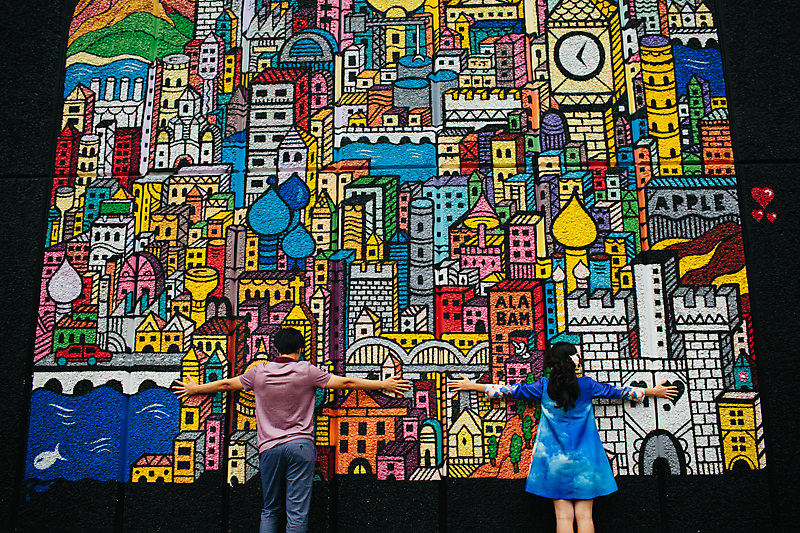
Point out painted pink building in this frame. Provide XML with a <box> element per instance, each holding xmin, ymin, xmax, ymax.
<box><xmin>508</xmin><ymin>212</ymin><xmax>542</xmax><ymax>279</ymax></box>
<box><xmin>462</xmin><ymin>295</ymin><xmax>488</xmax><ymax>334</ymax></box>
<box><xmin>205</xmin><ymin>414</ymin><xmax>224</xmax><ymax>471</ymax></box>
<box><xmin>116</xmin><ymin>252</ymin><xmax>165</xmax><ymax>311</ymax></box>
<box><xmin>310</xmin><ymin>71</ymin><xmax>333</xmax><ymax>114</ymax></box>
<box><xmin>316</xmin><ymin>0</ymin><xmax>354</xmax><ymax>49</ymax></box>
<box><xmin>495</xmin><ymin>34</ymin><xmax>528</xmax><ymax>88</ymax></box>
<box><xmin>377</xmin><ymin>441</ymin><xmax>419</xmax><ymax>481</ymax></box>
<box><xmin>459</xmin><ymin>224</ymin><xmax>505</xmax><ymax>279</ymax></box>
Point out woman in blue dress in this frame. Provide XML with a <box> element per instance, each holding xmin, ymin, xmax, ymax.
<box><xmin>447</xmin><ymin>342</ymin><xmax>677</xmax><ymax>533</ymax></box>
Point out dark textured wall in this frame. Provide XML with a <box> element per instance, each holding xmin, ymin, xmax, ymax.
<box><xmin>2</xmin><ymin>0</ymin><xmax>800</xmax><ymax>531</ymax></box>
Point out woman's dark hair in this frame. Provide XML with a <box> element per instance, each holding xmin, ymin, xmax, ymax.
<box><xmin>274</xmin><ymin>327</ymin><xmax>304</xmax><ymax>355</ymax></box>
<box><xmin>546</xmin><ymin>342</ymin><xmax>579</xmax><ymax>411</ymax></box>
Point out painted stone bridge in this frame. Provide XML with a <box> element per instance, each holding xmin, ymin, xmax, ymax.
<box><xmin>32</xmin><ymin>352</ymin><xmax>184</xmax><ymax>395</ymax></box>
<box><xmin>334</xmin><ymin>126</ymin><xmax>439</xmax><ymax>148</ymax></box>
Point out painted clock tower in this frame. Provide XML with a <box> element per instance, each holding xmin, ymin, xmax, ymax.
<box><xmin>546</xmin><ymin>0</ymin><xmax>625</xmax><ymax>162</ymax></box>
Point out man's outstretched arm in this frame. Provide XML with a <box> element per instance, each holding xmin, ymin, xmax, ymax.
<box><xmin>172</xmin><ymin>376</ymin><xmax>244</xmax><ymax>399</ymax></box>
<box><xmin>325</xmin><ymin>374</ymin><xmax>409</xmax><ymax>394</ymax></box>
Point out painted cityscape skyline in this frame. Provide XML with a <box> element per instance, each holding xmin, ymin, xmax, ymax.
<box><xmin>26</xmin><ymin>0</ymin><xmax>764</xmax><ymax>486</ymax></box>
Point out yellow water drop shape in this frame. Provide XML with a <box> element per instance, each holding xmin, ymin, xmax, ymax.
<box><xmin>552</xmin><ymin>193</ymin><xmax>598</xmax><ymax>249</ymax></box>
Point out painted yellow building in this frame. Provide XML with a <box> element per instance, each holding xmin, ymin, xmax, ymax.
<box><xmin>348</xmin><ymin>111</ymin><xmax>368</xmax><ymax>127</ymax></box>
<box><xmin>386</xmin><ymin>26</ymin><xmax>406</xmax><ymax>65</ymax></box>
<box><xmin>437</xmin><ymin>131</ymin><xmax>464</xmax><ymax>176</ymax></box>
<box><xmin>245</xmin><ymin>230</ymin><xmax>259</xmax><ymax>271</ymax></box>
<box><xmin>135</xmin><ymin>312</ymin><xmax>167</xmax><ymax>352</ymax></box>
<box><xmin>490</xmin><ymin>136</ymin><xmax>521</xmax><ymax>203</ymax></box>
<box><xmin>641</xmin><ymin>35</ymin><xmax>682</xmax><ymax>174</ymax></box>
<box><xmin>365</xmin><ymin>234</ymin><xmax>383</xmax><ymax>261</ymax></box>
<box><xmin>162</xmin><ymin>313</ymin><xmax>194</xmax><ymax>352</ymax></box>
<box><xmin>181</xmin><ymin>348</ymin><xmax>203</xmax><ymax>390</ymax></box>
<box><xmin>309</xmin><ymin>108</ymin><xmax>334</xmax><ymax>168</ymax></box>
<box><xmin>538</xmin><ymin>152</ymin><xmax>562</xmax><ymax>178</ymax></box>
<box><xmin>310</xmin><ymin>191</ymin><xmax>336</xmax><ymax>251</ymax></box>
<box><xmin>170</xmin><ymin>293</ymin><xmax>192</xmax><ymax>319</ymax></box>
<box><xmin>282</xmin><ymin>304</ymin><xmax>317</xmax><ymax>364</ymax></box>
<box><xmin>172</xmin><ymin>431</ymin><xmax>204</xmax><ymax>483</ymax></box>
<box><xmin>132</xmin><ymin>173</ymin><xmax>169</xmax><ymax>235</ymax></box>
<box><xmin>604</xmin><ymin>234</ymin><xmax>632</xmax><ymax>291</ymax></box>
<box><xmin>187</xmin><ymin>239</ymin><xmax>208</xmax><ymax>269</ymax></box>
<box><xmin>482</xmin><ymin>408</ymin><xmax>506</xmax><ymax>442</ymax></box>
<box><xmin>342</xmin><ymin>201</ymin><xmax>367</xmax><ymax>260</ymax></box>
<box><xmin>384</xmin><ymin>332</ymin><xmax>436</xmax><ymax>351</ymax></box>
<box><xmin>448</xmin><ymin>409</ymin><xmax>483</xmax><ymax>477</ymax></box>
<box><xmin>180</xmin><ymin>394</ymin><xmax>212</xmax><ymax>432</ymax></box>
<box><xmin>356</xmin><ymin>70</ymin><xmax>381</xmax><ymax>91</ymax></box>
<box><xmin>168</xmin><ymin>169</ymin><xmax>225</xmax><ymax>206</ymax></box>
<box><xmin>558</xmin><ymin>175</ymin><xmax>584</xmax><ymax>205</ymax></box>
<box><xmin>131</xmin><ymin>454</ymin><xmax>173</xmax><ymax>483</ymax></box>
<box><xmin>62</xmin><ymin>84</ymin><xmax>94</xmax><ymax>134</ymax></box>
<box><xmin>445</xmin><ymin>0</ymin><xmax>523</xmax><ymax>30</ymax></box>
<box><xmin>159</xmin><ymin>55</ymin><xmax>190</xmax><ymax>126</ymax></box>
<box><xmin>76</xmin><ymin>135</ymin><xmax>100</xmax><ymax>195</ymax></box>
<box><xmin>717</xmin><ymin>391</ymin><xmax>766</xmax><ymax>470</ymax></box>
<box><xmin>454</xmin><ymin>14</ymin><xmax>471</xmax><ymax>51</ymax></box>
<box><xmin>237</xmin><ymin>272</ymin><xmax>305</xmax><ymax>306</ymax></box>
<box><xmin>441</xmin><ymin>332</ymin><xmax>489</xmax><ymax>354</ymax></box>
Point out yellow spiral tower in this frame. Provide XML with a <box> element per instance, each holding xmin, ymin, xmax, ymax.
<box><xmin>641</xmin><ymin>35</ymin><xmax>682</xmax><ymax>175</ymax></box>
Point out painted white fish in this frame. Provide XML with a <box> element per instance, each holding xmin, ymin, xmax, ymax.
<box><xmin>33</xmin><ymin>443</ymin><xmax>67</xmax><ymax>470</ymax></box>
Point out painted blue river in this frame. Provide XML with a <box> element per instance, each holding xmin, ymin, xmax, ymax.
<box><xmin>64</xmin><ymin>59</ymin><xmax>149</xmax><ymax>99</ymax></box>
<box><xmin>25</xmin><ymin>387</ymin><xmax>179</xmax><ymax>483</ymax></box>
<box><xmin>334</xmin><ymin>142</ymin><xmax>437</xmax><ymax>182</ymax></box>
<box><xmin>674</xmin><ymin>45</ymin><xmax>726</xmax><ymax>96</ymax></box>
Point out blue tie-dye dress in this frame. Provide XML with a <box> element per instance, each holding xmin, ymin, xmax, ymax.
<box><xmin>486</xmin><ymin>376</ymin><xmax>644</xmax><ymax>500</ymax></box>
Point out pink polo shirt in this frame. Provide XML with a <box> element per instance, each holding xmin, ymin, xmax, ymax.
<box><xmin>239</xmin><ymin>358</ymin><xmax>332</xmax><ymax>453</ymax></box>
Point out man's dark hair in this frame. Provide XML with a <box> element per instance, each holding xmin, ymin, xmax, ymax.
<box><xmin>274</xmin><ymin>327</ymin><xmax>304</xmax><ymax>355</ymax></box>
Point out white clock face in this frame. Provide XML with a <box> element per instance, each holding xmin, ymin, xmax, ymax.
<box><xmin>554</xmin><ymin>32</ymin><xmax>605</xmax><ymax>81</ymax></box>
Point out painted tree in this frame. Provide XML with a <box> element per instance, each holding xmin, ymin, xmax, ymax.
<box><xmin>515</xmin><ymin>397</ymin><xmax>526</xmax><ymax>418</ymax></box>
<box><xmin>509</xmin><ymin>434</ymin><xmax>523</xmax><ymax>473</ymax></box>
<box><xmin>522</xmin><ymin>415</ymin><xmax>534</xmax><ymax>448</ymax></box>
<box><xmin>486</xmin><ymin>435</ymin><xmax>499</xmax><ymax>466</ymax></box>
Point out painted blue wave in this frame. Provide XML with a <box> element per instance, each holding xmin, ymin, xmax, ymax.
<box><xmin>64</xmin><ymin>59</ymin><xmax>149</xmax><ymax>99</ymax></box>
<box><xmin>25</xmin><ymin>387</ymin><xmax>179</xmax><ymax>483</ymax></box>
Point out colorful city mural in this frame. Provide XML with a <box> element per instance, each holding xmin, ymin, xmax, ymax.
<box><xmin>26</xmin><ymin>0</ymin><xmax>765</xmax><ymax>489</ymax></box>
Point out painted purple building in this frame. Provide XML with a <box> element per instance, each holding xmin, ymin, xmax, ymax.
<box><xmin>377</xmin><ymin>441</ymin><xmax>419</xmax><ymax>481</ymax></box>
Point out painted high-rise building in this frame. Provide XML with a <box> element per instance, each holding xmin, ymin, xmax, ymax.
<box><xmin>408</xmin><ymin>198</ymin><xmax>435</xmax><ymax>332</ymax></box>
<box><xmin>641</xmin><ymin>35</ymin><xmax>681</xmax><ymax>175</ymax></box>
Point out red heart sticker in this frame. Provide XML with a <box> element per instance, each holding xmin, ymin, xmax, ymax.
<box><xmin>752</xmin><ymin>209</ymin><xmax>764</xmax><ymax>222</ymax></box>
<box><xmin>766</xmin><ymin>212</ymin><xmax>777</xmax><ymax>223</ymax></box>
<box><xmin>751</xmin><ymin>187</ymin><xmax>775</xmax><ymax>208</ymax></box>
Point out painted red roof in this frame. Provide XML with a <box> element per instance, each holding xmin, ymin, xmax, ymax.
<box><xmin>251</xmin><ymin>69</ymin><xmax>308</xmax><ymax>84</ymax></box>
<box><xmin>494</xmin><ymin>280</ymin><xmax>540</xmax><ymax>290</ymax></box>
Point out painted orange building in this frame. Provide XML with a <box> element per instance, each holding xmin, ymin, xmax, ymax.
<box><xmin>700</xmin><ymin>108</ymin><xmax>735</xmax><ymax>175</ymax></box>
<box><xmin>322</xmin><ymin>389</ymin><xmax>411</xmax><ymax>475</ymax></box>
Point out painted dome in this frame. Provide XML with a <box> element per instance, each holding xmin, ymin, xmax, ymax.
<box><xmin>552</xmin><ymin>194</ymin><xmax>598</xmax><ymax>248</ymax></box>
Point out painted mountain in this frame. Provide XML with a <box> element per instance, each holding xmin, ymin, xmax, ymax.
<box><xmin>653</xmin><ymin>222</ymin><xmax>750</xmax><ymax>313</ymax></box>
<box><xmin>67</xmin><ymin>0</ymin><xmax>195</xmax><ymax>62</ymax></box>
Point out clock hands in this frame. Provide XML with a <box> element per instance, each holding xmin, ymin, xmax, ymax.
<box><xmin>576</xmin><ymin>41</ymin><xmax>587</xmax><ymax>66</ymax></box>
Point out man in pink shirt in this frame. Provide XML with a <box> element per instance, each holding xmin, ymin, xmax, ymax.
<box><xmin>173</xmin><ymin>327</ymin><xmax>409</xmax><ymax>532</ymax></box>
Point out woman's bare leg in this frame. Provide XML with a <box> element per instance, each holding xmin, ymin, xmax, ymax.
<box><xmin>574</xmin><ymin>499</ymin><xmax>594</xmax><ymax>533</ymax></box>
<box><xmin>553</xmin><ymin>499</ymin><xmax>575</xmax><ymax>533</ymax></box>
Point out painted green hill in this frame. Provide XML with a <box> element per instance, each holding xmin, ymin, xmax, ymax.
<box><xmin>67</xmin><ymin>12</ymin><xmax>193</xmax><ymax>61</ymax></box>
